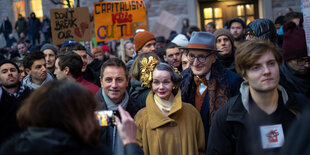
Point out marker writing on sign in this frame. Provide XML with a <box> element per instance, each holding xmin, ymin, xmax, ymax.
<box><xmin>94</xmin><ymin>0</ymin><xmax>145</xmax><ymax>14</ymax></box>
<box><xmin>54</xmin><ymin>10</ymin><xmax>76</xmax><ymax>39</ymax></box>
<box><xmin>97</xmin><ymin>22</ymin><xmax>144</xmax><ymax>40</ymax></box>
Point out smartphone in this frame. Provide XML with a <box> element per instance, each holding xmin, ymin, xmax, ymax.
<box><xmin>95</xmin><ymin>110</ymin><xmax>120</xmax><ymax>126</ymax></box>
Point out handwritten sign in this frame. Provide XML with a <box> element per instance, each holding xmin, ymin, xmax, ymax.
<box><xmin>93</xmin><ymin>0</ymin><xmax>147</xmax><ymax>42</ymax></box>
<box><xmin>50</xmin><ymin>7</ymin><xmax>91</xmax><ymax>45</ymax></box>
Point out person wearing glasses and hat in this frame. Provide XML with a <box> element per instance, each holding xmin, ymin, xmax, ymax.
<box><xmin>280</xmin><ymin>21</ymin><xmax>310</xmax><ymax>97</ymax></box>
<box><xmin>179</xmin><ymin>32</ymin><xmax>243</xmax><ymax>146</ymax></box>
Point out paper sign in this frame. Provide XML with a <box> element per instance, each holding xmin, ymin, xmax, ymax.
<box><xmin>303</xmin><ymin>0</ymin><xmax>310</xmax><ymax>56</ymax></box>
<box><xmin>260</xmin><ymin>124</ymin><xmax>285</xmax><ymax>149</ymax></box>
<box><xmin>50</xmin><ymin>7</ymin><xmax>91</xmax><ymax>45</ymax></box>
<box><xmin>151</xmin><ymin>10</ymin><xmax>179</xmax><ymax>39</ymax></box>
<box><xmin>93</xmin><ymin>0</ymin><xmax>147</xmax><ymax>42</ymax></box>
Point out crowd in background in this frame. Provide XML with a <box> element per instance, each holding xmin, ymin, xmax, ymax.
<box><xmin>0</xmin><ymin>7</ymin><xmax>309</xmax><ymax>155</ymax></box>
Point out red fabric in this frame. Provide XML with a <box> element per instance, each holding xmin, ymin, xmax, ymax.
<box><xmin>76</xmin><ymin>77</ymin><xmax>100</xmax><ymax>95</ymax></box>
<box><xmin>102</xmin><ymin>45</ymin><xmax>110</xmax><ymax>52</ymax></box>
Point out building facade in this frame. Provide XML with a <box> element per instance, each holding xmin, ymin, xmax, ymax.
<box><xmin>0</xmin><ymin>0</ymin><xmax>302</xmax><ymax>47</ymax></box>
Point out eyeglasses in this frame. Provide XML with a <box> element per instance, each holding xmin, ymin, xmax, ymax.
<box><xmin>187</xmin><ymin>53</ymin><xmax>214</xmax><ymax>63</ymax></box>
<box><xmin>245</xmin><ymin>31</ymin><xmax>255</xmax><ymax>39</ymax></box>
<box><xmin>296</xmin><ymin>57</ymin><xmax>310</xmax><ymax>66</ymax></box>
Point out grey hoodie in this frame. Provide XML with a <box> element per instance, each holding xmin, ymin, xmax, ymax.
<box><xmin>239</xmin><ymin>81</ymin><xmax>289</xmax><ymax>113</ymax></box>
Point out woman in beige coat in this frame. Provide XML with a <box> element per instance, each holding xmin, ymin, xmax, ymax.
<box><xmin>134</xmin><ymin>62</ymin><xmax>205</xmax><ymax>155</ymax></box>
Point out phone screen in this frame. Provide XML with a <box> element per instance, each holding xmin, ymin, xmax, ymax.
<box><xmin>95</xmin><ymin>110</ymin><xmax>114</xmax><ymax>126</ymax></box>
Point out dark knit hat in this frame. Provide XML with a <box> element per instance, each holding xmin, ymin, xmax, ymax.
<box><xmin>227</xmin><ymin>18</ymin><xmax>246</xmax><ymax>29</ymax></box>
<box><xmin>0</xmin><ymin>60</ymin><xmax>20</xmax><ymax>73</ymax></box>
<box><xmin>246</xmin><ymin>19</ymin><xmax>278</xmax><ymax>43</ymax></box>
<box><xmin>40</xmin><ymin>43</ymin><xmax>58</xmax><ymax>55</ymax></box>
<box><xmin>214</xmin><ymin>28</ymin><xmax>234</xmax><ymax>44</ymax></box>
<box><xmin>282</xmin><ymin>21</ymin><xmax>308</xmax><ymax>61</ymax></box>
<box><xmin>134</xmin><ymin>31</ymin><xmax>156</xmax><ymax>52</ymax></box>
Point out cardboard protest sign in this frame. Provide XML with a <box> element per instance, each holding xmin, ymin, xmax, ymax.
<box><xmin>303</xmin><ymin>0</ymin><xmax>310</xmax><ymax>56</ymax></box>
<box><xmin>93</xmin><ymin>0</ymin><xmax>147</xmax><ymax>42</ymax></box>
<box><xmin>151</xmin><ymin>10</ymin><xmax>179</xmax><ymax>39</ymax></box>
<box><xmin>50</xmin><ymin>7</ymin><xmax>91</xmax><ymax>45</ymax></box>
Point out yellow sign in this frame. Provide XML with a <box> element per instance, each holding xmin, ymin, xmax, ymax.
<box><xmin>50</xmin><ymin>7</ymin><xmax>91</xmax><ymax>45</ymax></box>
<box><xmin>93</xmin><ymin>0</ymin><xmax>147</xmax><ymax>41</ymax></box>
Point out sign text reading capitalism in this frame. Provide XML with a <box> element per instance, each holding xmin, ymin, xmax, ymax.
<box><xmin>93</xmin><ymin>0</ymin><xmax>147</xmax><ymax>41</ymax></box>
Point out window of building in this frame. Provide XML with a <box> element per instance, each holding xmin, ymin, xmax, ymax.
<box><xmin>30</xmin><ymin>0</ymin><xmax>43</xmax><ymax>20</ymax></box>
<box><xmin>63</xmin><ymin>0</ymin><xmax>75</xmax><ymax>8</ymax></box>
<box><xmin>203</xmin><ymin>7</ymin><xmax>223</xmax><ymax>29</ymax></box>
<box><xmin>236</xmin><ymin>4</ymin><xmax>255</xmax><ymax>25</ymax></box>
<box><xmin>13</xmin><ymin>0</ymin><xmax>26</xmax><ymax>21</ymax></box>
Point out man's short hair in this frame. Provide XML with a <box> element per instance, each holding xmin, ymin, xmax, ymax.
<box><xmin>206</xmin><ymin>22</ymin><xmax>216</xmax><ymax>29</ymax></box>
<box><xmin>57</xmin><ymin>52</ymin><xmax>83</xmax><ymax>78</ymax></box>
<box><xmin>284</xmin><ymin>12</ymin><xmax>303</xmax><ymax>24</ymax></box>
<box><xmin>0</xmin><ymin>60</ymin><xmax>20</xmax><ymax>73</ymax></box>
<box><xmin>164</xmin><ymin>42</ymin><xmax>178</xmax><ymax>55</ymax></box>
<box><xmin>17</xmin><ymin>41</ymin><xmax>26</xmax><ymax>47</ymax></box>
<box><xmin>23</xmin><ymin>50</ymin><xmax>45</xmax><ymax>69</ymax></box>
<box><xmin>67</xmin><ymin>43</ymin><xmax>86</xmax><ymax>52</ymax></box>
<box><xmin>100</xmin><ymin>58</ymin><xmax>128</xmax><ymax>78</ymax></box>
<box><xmin>235</xmin><ymin>40</ymin><xmax>282</xmax><ymax>77</ymax></box>
<box><xmin>187</xmin><ymin>26</ymin><xmax>201</xmax><ymax>35</ymax></box>
<box><xmin>227</xmin><ymin>18</ymin><xmax>246</xmax><ymax>29</ymax></box>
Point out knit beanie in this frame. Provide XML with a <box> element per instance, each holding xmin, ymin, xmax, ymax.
<box><xmin>40</xmin><ymin>43</ymin><xmax>58</xmax><ymax>55</ymax></box>
<box><xmin>227</xmin><ymin>18</ymin><xmax>246</xmax><ymax>29</ymax></box>
<box><xmin>282</xmin><ymin>21</ymin><xmax>308</xmax><ymax>61</ymax></box>
<box><xmin>134</xmin><ymin>31</ymin><xmax>156</xmax><ymax>52</ymax></box>
<box><xmin>214</xmin><ymin>28</ymin><xmax>234</xmax><ymax>44</ymax></box>
<box><xmin>246</xmin><ymin>19</ymin><xmax>278</xmax><ymax>43</ymax></box>
<box><xmin>171</xmin><ymin>34</ymin><xmax>189</xmax><ymax>48</ymax></box>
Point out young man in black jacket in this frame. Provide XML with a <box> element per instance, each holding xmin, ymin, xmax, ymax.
<box><xmin>207</xmin><ymin>40</ymin><xmax>309</xmax><ymax>155</ymax></box>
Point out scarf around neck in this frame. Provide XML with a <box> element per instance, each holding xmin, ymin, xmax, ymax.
<box><xmin>23</xmin><ymin>73</ymin><xmax>54</xmax><ymax>90</ymax></box>
<box><xmin>281</xmin><ymin>62</ymin><xmax>310</xmax><ymax>95</ymax></box>
<box><xmin>102</xmin><ymin>89</ymin><xmax>129</xmax><ymax>111</ymax></box>
<box><xmin>154</xmin><ymin>93</ymin><xmax>175</xmax><ymax>115</ymax></box>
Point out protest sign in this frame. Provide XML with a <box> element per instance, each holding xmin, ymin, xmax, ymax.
<box><xmin>93</xmin><ymin>0</ymin><xmax>147</xmax><ymax>42</ymax></box>
<box><xmin>151</xmin><ymin>10</ymin><xmax>179</xmax><ymax>39</ymax></box>
<box><xmin>50</xmin><ymin>7</ymin><xmax>91</xmax><ymax>45</ymax></box>
<box><xmin>303</xmin><ymin>0</ymin><xmax>310</xmax><ymax>55</ymax></box>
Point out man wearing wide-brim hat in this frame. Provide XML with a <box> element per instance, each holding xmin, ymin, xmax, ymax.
<box><xmin>179</xmin><ymin>31</ymin><xmax>243</xmax><ymax>146</ymax></box>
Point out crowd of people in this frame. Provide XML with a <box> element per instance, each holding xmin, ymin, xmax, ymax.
<box><xmin>0</xmin><ymin>8</ymin><xmax>309</xmax><ymax>155</ymax></box>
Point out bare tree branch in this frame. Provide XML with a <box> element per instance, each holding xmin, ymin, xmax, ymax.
<box><xmin>50</xmin><ymin>0</ymin><xmax>80</xmax><ymax>8</ymax></box>
<box><xmin>66</xmin><ymin>0</ymin><xmax>71</xmax><ymax>8</ymax></box>
<box><xmin>50</xmin><ymin>0</ymin><xmax>66</xmax><ymax>5</ymax></box>
<box><xmin>76</xmin><ymin>0</ymin><xmax>80</xmax><ymax>7</ymax></box>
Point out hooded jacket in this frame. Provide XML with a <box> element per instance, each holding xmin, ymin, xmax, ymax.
<box><xmin>207</xmin><ymin>82</ymin><xmax>308</xmax><ymax>155</ymax></box>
